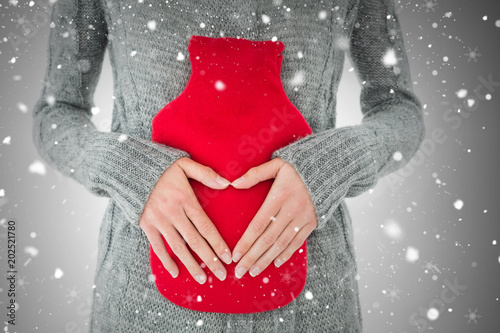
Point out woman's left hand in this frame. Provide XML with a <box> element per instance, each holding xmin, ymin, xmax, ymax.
<box><xmin>230</xmin><ymin>157</ymin><xmax>318</xmax><ymax>278</ymax></box>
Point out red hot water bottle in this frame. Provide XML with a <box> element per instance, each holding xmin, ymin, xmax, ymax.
<box><xmin>151</xmin><ymin>35</ymin><xmax>313</xmax><ymax>313</ymax></box>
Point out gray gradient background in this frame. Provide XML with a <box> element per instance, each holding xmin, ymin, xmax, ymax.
<box><xmin>1</xmin><ymin>0</ymin><xmax>499</xmax><ymax>332</ymax></box>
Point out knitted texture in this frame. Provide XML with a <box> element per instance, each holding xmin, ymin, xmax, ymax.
<box><xmin>31</xmin><ymin>0</ymin><xmax>425</xmax><ymax>331</ymax></box>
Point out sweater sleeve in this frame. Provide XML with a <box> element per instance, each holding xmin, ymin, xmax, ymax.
<box><xmin>31</xmin><ymin>0</ymin><xmax>190</xmax><ymax>227</ymax></box>
<box><xmin>270</xmin><ymin>0</ymin><xmax>425</xmax><ymax>231</ymax></box>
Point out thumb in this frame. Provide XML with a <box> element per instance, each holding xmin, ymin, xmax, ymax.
<box><xmin>231</xmin><ymin>158</ymin><xmax>285</xmax><ymax>189</ymax></box>
<box><xmin>177</xmin><ymin>158</ymin><xmax>231</xmax><ymax>189</ymax></box>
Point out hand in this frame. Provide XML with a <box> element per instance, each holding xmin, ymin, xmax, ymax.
<box><xmin>230</xmin><ymin>157</ymin><xmax>318</xmax><ymax>278</ymax></box>
<box><xmin>139</xmin><ymin>157</ymin><xmax>233</xmax><ymax>284</ymax></box>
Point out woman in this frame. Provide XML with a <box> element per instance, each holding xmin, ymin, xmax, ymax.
<box><xmin>32</xmin><ymin>0</ymin><xmax>424</xmax><ymax>331</ymax></box>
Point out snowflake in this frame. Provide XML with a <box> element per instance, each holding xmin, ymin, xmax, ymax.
<box><xmin>182</xmin><ymin>290</ymin><xmax>199</xmax><ymax>307</ymax></box>
<box><xmin>17</xmin><ymin>275</ymin><xmax>29</xmax><ymax>291</ymax></box>
<box><xmin>388</xmin><ymin>264</ymin><xmax>399</xmax><ymax>274</ymax></box>
<box><xmin>15</xmin><ymin>13</ymin><xmax>28</xmax><ymax>29</ymax></box>
<box><xmin>280</xmin><ymin>269</ymin><xmax>294</xmax><ymax>286</ymax></box>
<box><xmin>465</xmin><ymin>47</ymin><xmax>481</xmax><ymax>63</ymax></box>
<box><xmin>383</xmin><ymin>284</ymin><xmax>402</xmax><ymax>302</ymax></box>
<box><xmin>421</xmin><ymin>260</ymin><xmax>441</xmax><ymax>274</ymax></box>
<box><xmin>393</xmin><ymin>1</ymin><xmax>405</xmax><ymax>14</ymax></box>
<box><xmin>65</xmin><ymin>286</ymin><xmax>82</xmax><ymax>303</ymax></box>
<box><xmin>227</xmin><ymin>272</ymin><xmax>245</xmax><ymax>287</ymax></box>
<box><xmin>422</xmin><ymin>0</ymin><xmax>438</xmax><ymax>12</ymax></box>
<box><xmin>464</xmin><ymin>308</ymin><xmax>481</xmax><ymax>324</ymax></box>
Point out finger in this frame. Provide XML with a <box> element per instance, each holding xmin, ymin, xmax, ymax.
<box><xmin>232</xmin><ymin>184</ymin><xmax>285</xmax><ymax>263</ymax></box>
<box><xmin>273</xmin><ymin>222</ymin><xmax>316</xmax><ymax>268</ymax></box>
<box><xmin>184</xmin><ymin>195</ymin><xmax>233</xmax><ymax>265</ymax></box>
<box><xmin>172</xmin><ymin>209</ymin><xmax>228</xmax><ymax>282</ymax></box>
<box><xmin>231</xmin><ymin>158</ymin><xmax>285</xmax><ymax>188</ymax></box>
<box><xmin>234</xmin><ymin>207</ymin><xmax>292</xmax><ymax>278</ymax></box>
<box><xmin>160</xmin><ymin>223</ymin><xmax>209</xmax><ymax>284</ymax></box>
<box><xmin>141</xmin><ymin>224</ymin><xmax>179</xmax><ymax>278</ymax></box>
<box><xmin>177</xmin><ymin>157</ymin><xmax>231</xmax><ymax>189</ymax></box>
<box><xmin>248</xmin><ymin>219</ymin><xmax>305</xmax><ymax>277</ymax></box>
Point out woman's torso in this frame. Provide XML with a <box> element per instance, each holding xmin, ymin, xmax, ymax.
<box><xmin>90</xmin><ymin>0</ymin><xmax>363</xmax><ymax>332</ymax></box>
<box><xmin>103</xmin><ymin>0</ymin><xmax>357</xmax><ymax>138</ymax></box>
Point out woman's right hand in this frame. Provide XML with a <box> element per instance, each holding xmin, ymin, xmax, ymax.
<box><xmin>139</xmin><ymin>156</ymin><xmax>233</xmax><ymax>284</ymax></box>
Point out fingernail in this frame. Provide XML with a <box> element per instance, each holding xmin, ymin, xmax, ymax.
<box><xmin>221</xmin><ymin>252</ymin><xmax>232</xmax><ymax>265</ymax></box>
<box><xmin>231</xmin><ymin>177</ymin><xmax>245</xmax><ymax>187</ymax></box>
<box><xmin>195</xmin><ymin>274</ymin><xmax>207</xmax><ymax>284</ymax></box>
<box><xmin>214</xmin><ymin>270</ymin><xmax>226</xmax><ymax>281</ymax></box>
<box><xmin>216</xmin><ymin>175</ymin><xmax>230</xmax><ymax>187</ymax></box>
<box><xmin>232</xmin><ymin>252</ymin><xmax>243</xmax><ymax>263</ymax></box>
<box><xmin>235</xmin><ymin>267</ymin><xmax>247</xmax><ymax>279</ymax></box>
<box><xmin>249</xmin><ymin>266</ymin><xmax>261</xmax><ymax>277</ymax></box>
<box><xmin>275</xmin><ymin>259</ymin><xmax>284</xmax><ymax>268</ymax></box>
<box><xmin>169</xmin><ymin>270</ymin><xmax>178</xmax><ymax>278</ymax></box>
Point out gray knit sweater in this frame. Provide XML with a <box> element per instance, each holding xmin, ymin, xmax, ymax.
<box><xmin>32</xmin><ymin>0</ymin><xmax>425</xmax><ymax>331</ymax></box>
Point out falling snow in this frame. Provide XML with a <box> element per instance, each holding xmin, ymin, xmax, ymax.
<box><xmin>383</xmin><ymin>48</ymin><xmax>398</xmax><ymax>66</ymax></box>
<box><xmin>455</xmin><ymin>89</ymin><xmax>467</xmax><ymax>98</ymax></box>
<box><xmin>29</xmin><ymin>160</ymin><xmax>46</xmax><ymax>175</ymax></box>
<box><xmin>215</xmin><ymin>80</ymin><xmax>226</xmax><ymax>91</ymax></box>
<box><xmin>422</xmin><ymin>0</ymin><xmax>438</xmax><ymax>12</ymax></box>
<box><xmin>17</xmin><ymin>102</ymin><xmax>28</xmax><ymax>113</ymax></box>
<box><xmin>65</xmin><ymin>287</ymin><xmax>82</xmax><ymax>303</ymax></box>
<box><xmin>0</xmin><ymin>2</ymin><xmax>497</xmax><ymax>331</ymax></box>
<box><xmin>280</xmin><ymin>268</ymin><xmax>294</xmax><ymax>285</ymax></box>
<box><xmin>383</xmin><ymin>219</ymin><xmax>404</xmax><ymax>241</ymax></box>
<box><xmin>427</xmin><ymin>307</ymin><xmax>439</xmax><ymax>321</ymax></box>
<box><xmin>392</xmin><ymin>151</ymin><xmax>403</xmax><ymax>161</ymax></box>
<box><xmin>383</xmin><ymin>284</ymin><xmax>402</xmax><ymax>302</ymax></box>
<box><xmin>290</xmin><ymin>71</ymin><xmax>304</xmax><ymax>86</ymax></box>
<box><xmin>318</xmin><ymin>10</ymin><xmax>327</xmax><ymax>20</ymax></box>
<box><xmin>334</xmin><ymin>36</ymin><xmax>351</xmax><ymax>51</ymax></box>
<box><xmin>406</xmin><ymin>246</ymin><xmax>419</xmax><ymax>262</ymax></box>
<box><xmin>465</xmin><ymin>47</ymin><xmax>481</xmax><ymax>62</ymax></box>
<box><xmin>182</xmin><ymin>291</ymin><xmax>198</xmax><ymax>306</ymax></box>
<box><xmin>464</xmin><ymin>308</ymin><xmax>481</xmax><ymax>324</ymax></box>
<box><xmin>17</xmin><ymin>275</ymin><xmax>28</xmax><ymax>291</ymax></box>
<box><xmin>147</xmin><ymin>20</ymin><xmax>156</xmax><ymax>31</ymax></box>
<box><xmin>54</xmin><ymin>268</ymin><xmax>64</xmax><ymax>279</ymax></box>
<box><xmin>422</xmin><ymin>260</ymin><xmax>441</xmax><ymax>274</ymax></box>
<box><xmin>46</xmin><ymin>95</ymin><xmax>55</xmax><ymax>106</ymax></box>
<box><xmin>453</xmin><ymin>199</ymin><xmax>464</xmax><ymax>210</ymax></box>
<box><xmin>24</xmin><ymin>246</ymin><xmax>39</xmax><ymax>257</ymax></box>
